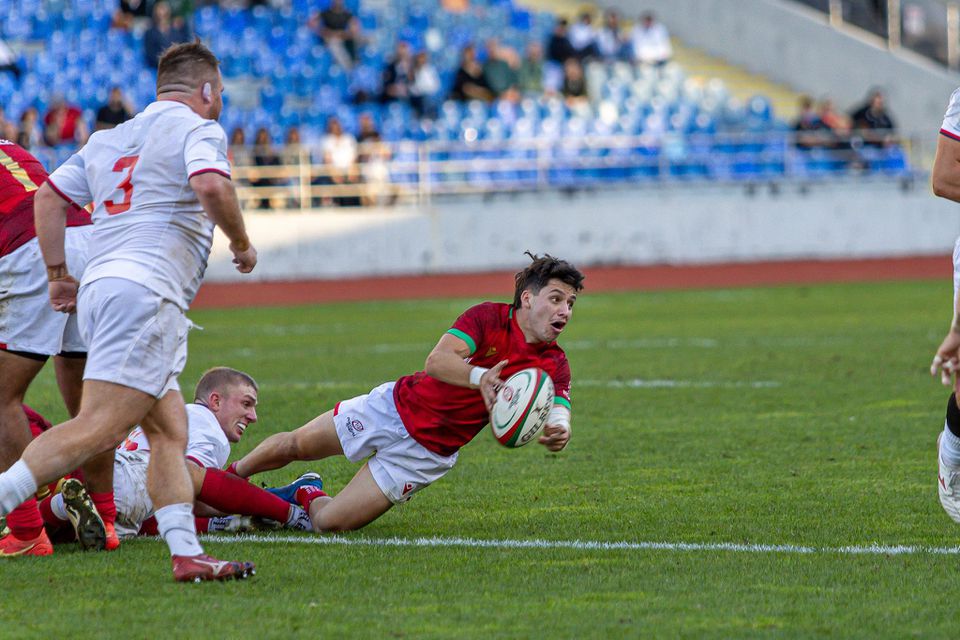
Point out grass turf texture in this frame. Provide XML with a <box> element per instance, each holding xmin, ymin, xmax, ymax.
<box><xmin>5</xmin><ymin>280</ymin><xmax>958</xmax><ymax>638</ymax></box>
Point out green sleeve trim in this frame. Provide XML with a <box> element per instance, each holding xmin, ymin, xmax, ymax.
<box><xmin>553</xmin><ymin>396</ymin><xmax>571</xmax><ymax>409</ymax></box>
<box><xmin>446</xmin><ymin>329</ymin><xmax>477</xmax><ymax>355</ymax></box>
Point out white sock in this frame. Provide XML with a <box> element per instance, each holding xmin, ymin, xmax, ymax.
<box><xmin>942</xmin><ymin>423</ymin><xmax>960</xmax><ymax>467</ymax></box>
<box><xmin>0</xmin><ymin>460</ymin><xmax>39</xmax><ymax>514</ymax></box>
<box><xmin>155</xmin><ymin>503</ymin><xmax>204</xmax><ymax>557</ymax></box>
<box><xmin>50</xmin><ymin>493</ymin><xmax>69</xmax><ymax>522</ymax></box>
<box><xmin>286</xmin><ymin>505</ymin><xmax>314</xmax><ymax>531</ymax></box>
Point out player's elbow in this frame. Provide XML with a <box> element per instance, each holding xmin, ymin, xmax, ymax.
<box><xmin>34</xmin><ymin>182</ymin><xmax>66</xmax><ymax>218</ymax></box>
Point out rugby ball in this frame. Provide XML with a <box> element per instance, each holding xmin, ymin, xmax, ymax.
<box><xmin>490</xmin><ymin>368</ymin><xmax>554</xmax><ymax>448</ymax></box>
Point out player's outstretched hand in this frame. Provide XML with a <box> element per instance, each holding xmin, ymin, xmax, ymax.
<box><xmin>932</xmin><ymin>329</ymin><xmax>960</xmax><ymax>388</ymax></box>
<box><xmin>480</xmin><ymin>359</ymin><xmax>508</xmax><ymax>412</ymax></box>
<box><xmin>539</xmin><ymin>424</ymin><xmax>570</xmax><ymax>452</ymax></box>
<box><xmin>48</xmin><ymin>276</ymin><xmax>79</xmax><ymax>313</ymax></box>
<box><xmin>231</xmin><ymin>242</ymin><xmax>258</xmax><ymax>274</ymax></box>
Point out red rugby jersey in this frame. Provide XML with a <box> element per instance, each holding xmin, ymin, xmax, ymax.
<box><xmin>0</xmin><ymin>140</ymin><xmax>91</xmax><ymax>257</ymax></box>
<box><xmin>393</xmin><ymin>301</ymin><xmax>572</xmax><ymax>456</ymax></box>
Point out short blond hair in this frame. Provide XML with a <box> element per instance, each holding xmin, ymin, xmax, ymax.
<box><xmin>194</xmin><ymin>367</ymin><xmax>258</xmax><ymax>403</ymax></box>
<box><xmin>156</xmin><ymin>40</ymin><xmax>220</xmax><ymax>94</ymax></box>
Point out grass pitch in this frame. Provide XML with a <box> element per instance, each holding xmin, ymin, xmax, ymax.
<box><xmin>6</xmin><ymin>279</ymin><xmax>959</xmax><ymax>638</ymax></box>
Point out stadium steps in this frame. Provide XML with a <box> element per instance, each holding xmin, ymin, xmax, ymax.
<box><xmin>522</xmin><ymin>0</ymin><xmax>805</xmax><ymax>120</ymax></box>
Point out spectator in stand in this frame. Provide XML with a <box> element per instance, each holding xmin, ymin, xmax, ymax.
<box><xmin>568</xmin><ymin>12</ymin><xmax>599</xmax><ymax>61</ymax></box>
<box><xmin>441</xmin><ymin>0</ymin><xmax>469</xmax><ymax>11</ymax></box>
<box><xmin>817</xmin><ymin>98</ymin><xmax>851</xmax><ymax>141</ymax></box>
<box><xmin>597</xmin><ymin>9</ymin><xmax>627</xmax><ymax>62</ymax></box>
<box><xmin>792</xmin><ymin>95</ymin><xmax>826</xmax><ymax>150</ymax></box>
<box><xmin>410</xmin><ymin>51</ymin><xmax>442</xmax><ymax>119</ymax></box>
<box><xmin>849</xmin><ymin>88</ymin><xmax>896</xmax><ymax>147</ymax></box>
<box><xmin>283</xmin><ymin>126</ymin><xmax>303</xmax><ymax>166</ymax></box>
<box><xmin>0</xmin><ymin>106</ymin><xmax>16</xmax><ymax>143</ymax></box>
<box><xmin>450</xmin><ymin>45</ymin><xmax>493</xmax><ymax>102</ymax></box>
<box><xmin>112</xmin><ymin>0</ymin><xmax>150</xmax><ymax>31</ymax></box>
<box><xmin>630</xmin><ymin>12</ymin><xmax>672</xmax><ymax>67</ymax></box>
<box><xmin>144</xmin><ymin>1</ymin><xmax>192</xmax><ymax>69</ymax></box>
<box><xmin>317</xmin><ymin>116</ymin><xmax>359</xmax><ymax>207</ymax></box>
<box><xmin>483</xmin><ymin>39</ymin><xmax>520</xmax><ymax>102</ymax></box>
<box><xmin>546</xmin><ymin>18</ymin><xmax>576</xmax><ymax>64</ymax></box>
<box><xmin>95</xmin><ymin>86</ymin><xmax>134</xmax><ymax>131</ymax></box>
<box><xmin>228</xmin><ymin>126</ymin><xmax>251</xmax><ymax>168</ymax></box>
<box><xmin>356</xmin><ymin>115</ymin><xmax>392</xmax><ymax>206</ymax></box>
<box><xmin>0</xmin><ymin>38</ymin><xmax>21</xmax><ymax>81</ymax></box>
<box><xmin>380</xmin><ymin>41</ymin><xmax>413</xmax><ymax>104</ymax></box>
<box><xmin>518</xmin><ymin>42</ymin><xmax>543</xmax><ymax>95</ymax></box>
<box><xmin>251</xmin><ymin>127</ymin><xmax>283</xmax><ymax>210</ymax></box>
<box><xmin>545</xmin><ymin>18</ymin><xmax>576</xmax><ymax>94</ymax></box>
<box><xmin>310</xmin><ymin>0</ymin><xmax>362</xmax><ymax>71</ymax></box>
<box><xmin>357</xmin><ymin>113</ymin><xmax>379</xmax><ymax>144</ymax></box>
<box><xmin>561</xmin><ymin>58</ymin><xmax>588</xmax><ymax>107</ymax></box>
<box><xmin>15</xmin><ymin>107</ymin><xmax>42</xmax><ymax>151</ymax></box>
<box><xmin>42</xmin><ymin>95</ymin><xmax>88</xmax><ymax>147</ymax></box>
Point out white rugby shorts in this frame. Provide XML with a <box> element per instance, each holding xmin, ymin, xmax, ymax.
<box><xmin>334</xmin><ymin>381</ymin><xmax>458</xmax><ymax>504</ymax></box>
<box><xmin>112</xmin><ymin>448</ymin><xmax>152</xmax><ymax>539</ymax></box>
<box><xmin>0</xmin><ymin>227</ymin><xmax>91</xmax><ymax>355</ymax></box>
<box><xmin>78</xmin><ymin>277</ymin><xmax>187</xmax><ymax>398</ymax></box>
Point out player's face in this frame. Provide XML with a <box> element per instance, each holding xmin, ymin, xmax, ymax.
<box><xmin>521</xmin><ymin>278</ymin><xmax>577</xmax><ymax>343</ymax></box>
<box><xmin>214</xmin><ymin>383</ymin><xmax>258</xmax><ymax>443</ymax></box>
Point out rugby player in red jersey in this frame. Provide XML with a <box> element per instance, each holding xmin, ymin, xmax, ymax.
<box><xmin>0</xmin><ymin>140</ymin><xmax>118</xmax><ymax>556</ymax></box>
<box><xmin>229</xmin><ymin>253</ymin><xmax>584</xmax><ymax>532</ymax></box>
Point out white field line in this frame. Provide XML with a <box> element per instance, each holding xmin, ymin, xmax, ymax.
<box><xmin>203</xmin><ymin>534</ymin><xmax>960</xmax><ymax>556</ymax></box>
<box><xmin>578</xmin><ymin>379</ymin><xmax>781</xmax><ymax>389</ymax></box>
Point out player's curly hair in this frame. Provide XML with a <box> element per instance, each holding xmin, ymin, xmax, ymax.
<box><xmin>156</xmin><ymin>40</ymin><xmax>220</xmax><ymax>94</ymax></box>
<box><xmin>512</xmin><ymin>251</ymin><xmax>585</xmax><ymax>308</ymax></box>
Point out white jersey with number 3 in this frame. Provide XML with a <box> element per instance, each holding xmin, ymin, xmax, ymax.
<box><xmin>47</xmin><ymin>100</ymin><xmax>231</xmax><ymax>310</ymax></box>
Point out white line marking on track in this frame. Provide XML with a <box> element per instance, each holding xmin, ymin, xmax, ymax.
<box><xmin>204</xmin><ymin>534</ymin><xmax>960</xmax><ymax>556</ymax></box>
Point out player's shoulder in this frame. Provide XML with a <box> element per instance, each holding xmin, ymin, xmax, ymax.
<box><xmin>0</xmin><ymin>139</ymin><xmax>41</xmax><ymax>165</ymax></box>
<box><xmin>463</xmin><ymin>300</ymin><xmax>510</xmax><ymax>320</ymax></box>
<box><xmin>186</xmin><ymin>403</ymin><xmax>222</xmax><ymax>433</ymax></box>
<box><xmin>946</xmin><ymin>87</ymin><xmax>960</xmax><ymax>114</ymax></box>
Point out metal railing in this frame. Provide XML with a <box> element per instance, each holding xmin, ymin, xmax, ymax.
<box><xmin>230</xmin><ymin>131</ymin><xmax>916</xmax><ymax>211</ymax></box>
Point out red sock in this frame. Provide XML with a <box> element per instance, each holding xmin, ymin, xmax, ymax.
<box><xmin>38</xmin><ymin>494</ymin><xmax>68</xmax><ymax>527</ymax></box>
<box><xmin>295</xmin><ymin>486</ymin><xmax>328</xmax><ymax>512</ymax></box>
<box><xmin>194</xmin><ymin>517</ymin><xmax>210</xmax><ymax>534</ymax></box>
<box><xmin>224</xmin><ymin>462</ymin><xmax>244</xmax><ymax>478</ymax></box>
<box><xmin>198</xmin><ymin>468</ymin><xmax>291</xmax><ymax>522</ymax></box>
<box><xmin>89</xmin><ymin>491</ymin><xmax>116</xmax><ymax>526</ymax></box>
<box><xmin>6</xmin><ymin>497</ymin><xmax>43</xmax><ymax>540</ymax></box>
<box><xmin>138</xmin><ymin>516</ymin><xmax>158</xmax><ymax>536</ymax></box>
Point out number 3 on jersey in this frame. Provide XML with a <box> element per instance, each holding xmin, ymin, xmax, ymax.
<box><xmin>104</xmin><ymin>155</ymin><xmax>139</xmax><ymax>215</ymax></box>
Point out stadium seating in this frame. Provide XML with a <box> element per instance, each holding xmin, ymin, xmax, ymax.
<box><xmin>0</xmin><ymin>0</ymin><xmax>911</xmax><ymax>189</ymax></box>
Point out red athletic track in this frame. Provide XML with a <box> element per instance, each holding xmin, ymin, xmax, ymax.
<box><xmin>192</xmin><ymin>255</ymin><xmax>952</xmax><ymax>309</ymax></box>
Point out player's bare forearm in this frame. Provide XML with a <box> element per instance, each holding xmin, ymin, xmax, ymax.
<box><xmin>234</xmin><ymin>432</ymin><xmax>297</xmax><ymax>477</ymax></box>
<box><xmin>33</xmin><ymin>183</ymin><xmax>69</xmax><ymax>268</ymax></box>
<box><xmin>424</xmin><ymin>347</ymin><xmax>476</xmax><ymax>387</ymax></box>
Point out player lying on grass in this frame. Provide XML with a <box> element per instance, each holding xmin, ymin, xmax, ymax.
<box><xmin>37</xmin><ymin>367</ymin><xmax>312</xmax><ymax>541</ymax></box>
<box><xmin>227</xmin><ymin>252</ymin><xmax>583</xmax><ymax>532</ymax></box>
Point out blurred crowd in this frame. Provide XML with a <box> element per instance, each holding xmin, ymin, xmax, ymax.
<box><xmin>792</xmin><ymin>88</ymin><xmax>898</xmax><ymax>166</ymax></box>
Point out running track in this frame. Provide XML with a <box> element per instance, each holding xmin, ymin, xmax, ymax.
<box><xmin>193</xmin><ymin>255</ymin><xmax>951</xmax><ymax>309</ymax></box>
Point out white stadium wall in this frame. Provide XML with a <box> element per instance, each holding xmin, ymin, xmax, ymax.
<box><xmin>595</xmin><ymin>0</ymin><xmax>959</xmax><ymax>145</ymax></box>
<box><xmin>204</xmin><ymin>184</ymin><xmax>960</xmax><ymax>282</ymax></box>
